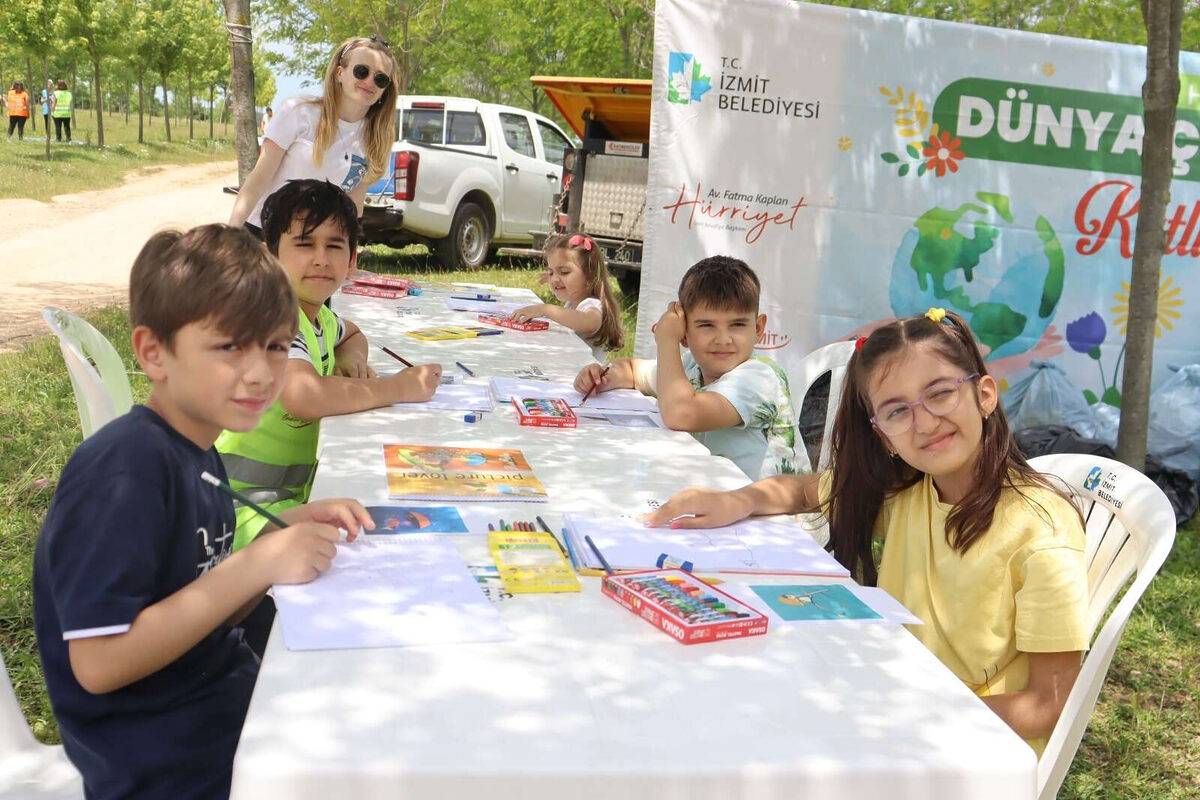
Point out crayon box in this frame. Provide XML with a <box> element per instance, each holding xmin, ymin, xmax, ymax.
<box><xmin>478</xmin><ymin>314</ymin><xmax>549</xmax><ymax>332</ymax></box>
<box><xmin>511</xmin><ymin>397</ymin><xmax>578</xmax><ymax>428</ymax></box>
<box><xmin>601</xmin><ymin>569</ymin><xmax>769</xmax><ymax>645</ymax></box>
<box><xmin>349</xmin><ymin>271</ymin><xmax>414</xmax><ymax>290</ymax></box>
<box><xmin>343</xmin><ymin>284</ymin><xmax>407</xmax><ymax>299</ymax></box>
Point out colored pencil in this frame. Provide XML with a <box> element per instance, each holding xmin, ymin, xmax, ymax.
<box><xmin>200</xmin><ymin>471</ymin><xmax>289</xmax><ymax>530</ymax></box>
<box><xmin>382</xmin><ymin>347</ymin><xmax>414</xmax><ymax>367</ymax></box>
<box><xmin>456</xmin><ymin>360</ymin><xmax>475</xmax><ymax>376</ymax></box>
<box><xmin>578</xmin><ymin>364</ymin><xmax>611</xmax><ymax>407</ymax></box>
<box><xmin>584</xmin><ymin>535</ymin><xmax>614</xmax><ymax>574</ymax></box>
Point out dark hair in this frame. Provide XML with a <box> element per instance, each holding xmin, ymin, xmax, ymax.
<box><xmin>543</xmin><ymin>233</ymin><xmax>624</xmax><ymax>352</ymax></box>
<box><xmin>12</xmin><ymin>81</ymin><xmax>23</xmax><ymax>91</ymax></box>
<box><xmin>56</xmin><ymin>80</ymin><xmax>66</xmax><ymax>90</ymax></box>
<box><xmin>261</xmin><ymin>179</ymin><xmax>360</xmax><ymax>255</ymax></box>
<box><xmin>823</xmin><ymin>311</ymin><xmax>1078</xmax><ymax>584</ymax></box>
<box><xmin>130</xmin><ymin>224</ymin><xmax>297</xmax><ymax>349</ymax></box>
<box><xmin>678</xmin><ymin>256</ymin><xmax>760</xmax><ymax>314</ymax></box>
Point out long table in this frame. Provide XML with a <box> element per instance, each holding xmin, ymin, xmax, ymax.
<box><xmin>229</xmin><ymin>285</ymin><xmax>1036</xmax><ymax>799</ymax></box>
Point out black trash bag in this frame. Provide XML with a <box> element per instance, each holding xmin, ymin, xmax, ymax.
<box><xmin>1013</xmin><ymin>425</ymin><xmax>1197</xmax><ymax>527</ymax></box>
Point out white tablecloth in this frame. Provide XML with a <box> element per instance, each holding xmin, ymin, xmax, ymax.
<box><xmin>229</xmin><ymin>285</ymin><xmax>1036</xmax><ymax>799</ymax></box>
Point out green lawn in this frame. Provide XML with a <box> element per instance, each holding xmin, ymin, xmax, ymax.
<box><xmin>0</xmin><ymin>110</ymin><xmax>235</xmax><ymax>202</ymax></box>
<box><xmin>0</xmin><ymin>256</ymin><xmax>1195</xmax><ymax>796</ymax></box>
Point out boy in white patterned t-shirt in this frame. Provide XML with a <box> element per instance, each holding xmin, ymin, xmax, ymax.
<box><xmin>574</xmin><ymin>256</ymin><xmax>797</xmax><ymax>479</ymax></box>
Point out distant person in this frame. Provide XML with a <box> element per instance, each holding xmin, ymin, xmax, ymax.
<box><xmin>260</xmin><ymin>106</ymin><xmax>273</xmax><ymax>136</ymax></box>
<box><xmin>41</xmin><ymin>80</ymin><xmax>53</xmax><ymax>133</ymax></box>
<box><xmin>52</xmin><ymin>79</ymin><xmax>72</xmax><ymax>142</ymax></box>
<box><xmin>228</xmin><ymin>36</ymin><xmax>399</xmax><ymax>239</ymax></box>
<box><xmin>6</xmin><ymin>81</ymin><xmax>29</xmax><ymax>140</ymax></box>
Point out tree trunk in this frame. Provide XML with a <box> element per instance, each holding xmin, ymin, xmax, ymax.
<box><xmin>223</xmin><ymin>0</ymin><xmax>259</xmax><ymax>184</ymax></box>
<box><xmin>124</xmin><ymin>78</ymin><xmax>130</xmax><ymax>125</ymax></box>
<box><xmin>210</xmin><ymin>85</ymin><xmax>215</xmax><ymax>140</ymax></box>
<box><xmin>43</xmin><ymin>56</ymin><xmax>51</xmax><ymax>160</ymax></box>
<box><xmin>70</xmin><ymin>61</ymin><xmax>77</xmax><ymax>125</ymax></box>
<box><xmin>91</xmin><ymin>48</ymin><xmax>105</xmax><ymax>147</ymax></box>
<box><xmin>161</xmin><ymin>73</ymin><xmax>172</xmax><ymax>142</ymax></box>
<box><xmin>188</xmin><ymin>71</ymin><xmax>194</xmax><ymax>140</ymax></box>
<box><xmin>1117</xmin><ymin>0</ymin><xmax>1184</xmax><ymax>470</ymax></box>
<box><xmin>138</xmin><ymin>73</ymin><xmax>145</xmax><ymax>142</ymax></box>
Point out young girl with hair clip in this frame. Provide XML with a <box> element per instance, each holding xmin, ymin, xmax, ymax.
<box><xmin>646</xmin><ymin>308</ymin><xmax>1089</xmax><ymax>756</ymax></box>
<box><xmin>510</xmin><ymin>233</ymin><xmax>625</xmax><ymax>362</ymax></box>
<box><xmin>230</xmin><ymin>36</ymin><xmax>399</xmax><ymax>237</ymax></box>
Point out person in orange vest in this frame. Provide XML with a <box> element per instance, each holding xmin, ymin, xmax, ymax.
<box><xmin>6</xmin><ymin>81</ymin><xmax>30</xmax><ymax>141</ymax></box>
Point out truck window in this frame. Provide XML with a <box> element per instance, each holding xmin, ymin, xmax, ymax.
<box><xmin>537</xmin><ymin>121</ymin><xmax>570</xmax><ymax>166</ymax></box>
<box><xmin>401</xmin><ymin>109</ymin><xmax>444</xmax><ymax>145</ymax></box>
<box><xmin>446</xmin><ymin>111</ymin><xmax>486</xmax><ymax>146</ymax></box>
<box><xmin>499</xmin><ymin>113</ymin><xmax>536</xmax><ymax>158</ymax></box>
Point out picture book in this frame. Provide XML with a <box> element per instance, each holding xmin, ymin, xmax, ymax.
<box><xmin>749</xmin><ymin>584</ymin><xmax>882</xmax><ymax>621</ymax></box>
<box><xmin>366</xmin><ymin>505</ymin><xmax>469</xmax><ymax>534</ymax></box>
<box><xmin>488</xmin><ymin>528</ymin><xmax>580</xmax><ymax>593</ymax></box>
<box><xmin>405</xmin><ymin>326</ymin><xmax>503</xmax><ymax>341</ymax></box>
<box><xmin>384</xmin><ymin>445</ymin><xmax>548</xmax><ymax>502</ymax></box>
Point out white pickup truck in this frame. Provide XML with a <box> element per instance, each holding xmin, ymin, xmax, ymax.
<box><xmin>361</xmin><ymin>96</ymin><xmax>575</xmax><ymax>269</ymax></box>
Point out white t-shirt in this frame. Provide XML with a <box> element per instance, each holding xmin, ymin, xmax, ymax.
<box><xmin>565</xmin><ymin>297</ymin><xmax>607</xmax><ymax>363</ymax></box>
<box><xmin>288</xmin><ymin>312</ymin><xmax>347</xmax><ymax>372</ymax></box>
<box><xmin>249</xmin><ymin>96</ymin><xmax>368</xmax><ymax>227</ymax></box>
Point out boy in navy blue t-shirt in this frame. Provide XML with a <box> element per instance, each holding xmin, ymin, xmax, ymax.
<box><xmin>33</xmin><ymin>224</ymin><xmax>374</xmax><ymax>800</ymax></box>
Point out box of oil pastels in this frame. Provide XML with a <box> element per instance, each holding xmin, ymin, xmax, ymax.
<box><xmin>601</xmin><ymin>569</ymin><xmax>768</xmax><ymax>644</ymax></box>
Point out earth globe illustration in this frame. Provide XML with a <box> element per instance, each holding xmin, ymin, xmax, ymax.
<box><xmin>888</xmin><ymin>191</ymin><xmax>1065</xmax><ymax>359</ymax></box>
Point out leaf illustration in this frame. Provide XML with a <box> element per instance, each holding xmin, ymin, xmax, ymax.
<box><xmin>881</xmin><ymin>152</ymin><xmax>900</xmax><ymax>163</ymax></box>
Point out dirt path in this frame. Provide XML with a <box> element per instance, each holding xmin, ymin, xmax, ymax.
<box><xmin>0</xmin><ymin>160</ymin><xmax>238</xmax><ymax>353</ymax></box>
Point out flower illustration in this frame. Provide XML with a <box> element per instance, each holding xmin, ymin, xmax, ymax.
<box><xmin>1042</xmin><ymin>62</ymin><xmax>1056</xmax><ymax>76</ymax></box>
<box><xmin>838</xmin><ymin>136</ymin><xmax>852</xmax><ymax>151</ymax></box>
<box><xmin>1112</xmin><ymin>275</ymin><xmax>1184</xmax><ymax>338</ymax></box>
<box><xmin>1065</xmin><ymin>312</ymin><xmax>1106</xmax><ymax>356</ymax></box>
<box><xmin>922</xmin><ymin>130</ymin><xmax>965</xmax><ymax>177</ymax></box>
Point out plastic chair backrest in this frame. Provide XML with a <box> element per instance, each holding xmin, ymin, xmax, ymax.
<box><xmin>788</xmin><ymin>340</ymin><xmax>855</xmax><ymax>472</ymax></box>
<box><xmin>41</xmin><ymin>307</ymin><xmax>133</xmax><ymax>439</ymax></box>
<box><xmin>1028</xmin><ymin>454</ymin><xmax>1176</xmax><ymax>800</ymax></box>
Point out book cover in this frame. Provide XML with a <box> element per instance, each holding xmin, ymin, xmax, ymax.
<box><xmin>384</xmin><ymin>445</ymin><xmax>548</xmax><ymax>502</ymax></box>
<box><xmin>749</xmin><ymin>584</ymin><xmax>882</xmax><ymax>621</ymax></box>
<box><xmin>365</xmin><ymin>505</ymin><xmax>469</xmax><ymax>533</ymax></box>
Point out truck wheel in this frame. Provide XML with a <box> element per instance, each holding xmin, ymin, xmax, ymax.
<box><xmin>616</xmin><ymin>268</ymin><xmax>641</xmax><ymax>299</ymax></box>
<box><xmin>437</xmin><ymin>202</ymin><xmax>490</xmax><ymax>270</ymax></box>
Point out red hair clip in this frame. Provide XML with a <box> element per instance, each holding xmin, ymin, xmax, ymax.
<box><xmin>567</xmin><ymin>234</ymin><xmax>594</xmax><ymax>252</ymax></box>
<box><xmin>854</xmin><ymin>336</ymin><xmax>867</xmax><ymax>352</ymax></box>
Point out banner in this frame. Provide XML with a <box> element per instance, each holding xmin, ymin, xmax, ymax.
<box><xmin>638</xmin><ymin>0</ymin><xmax>1200</xmax><ymax>407</ymax></box>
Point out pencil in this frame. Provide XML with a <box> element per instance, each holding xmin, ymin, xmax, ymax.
<box><xmin>200</xmin><ymin>471</ymin><xmax>289</xmax><ymax>530</ymax></box>
<box><xmin>456</xmin><ymin>360</ymin><xmax>475</xmax><ymax>376</ymax></box>
<box><xmin>584</xmin><ymin>535</ymin><xmax>614</xmax><ymax>574</ymax></box>
<box><xmin>536</xmin><ymin>516</ymin><xmax>570</xmax><ymax>559</ymax></box>
<box><xmin>382</xmin><ymin>347</ymin><xmax>414</xmax><ymax>367</ymax></box>
<box><xmin>578</xmin><ymin>364</ymin><xmax>611</xmax><ymax>407</ymax></box>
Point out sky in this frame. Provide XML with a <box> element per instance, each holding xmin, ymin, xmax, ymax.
<box><xmin>261</xmin><ymin>40</ymin><xmax>318</xmax><ymax>109</ymax></box>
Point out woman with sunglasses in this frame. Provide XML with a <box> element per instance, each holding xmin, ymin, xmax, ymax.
<box><xmin>230</xmin><ymin>36</ymin><xmax>398</xmax><ymax>237</ymax></box>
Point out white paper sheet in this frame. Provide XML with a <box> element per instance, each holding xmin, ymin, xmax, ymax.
<box><xmin>444</xmin><ymin>298</ymin><xmax>530</xmax><ymax>316</ymax></box>
<box><xmin>489</xmin><ymin>377</ymin><xmax>658</xmax><ymax>414</ymax></box>
<box><xmin>273</xmin><ymin>538</ymin><xmax>513</xmax><ymax>651</ymax></box>
<box><xmin>563</xmin><ymin>513</ymin><xmax>850</xmax><ymax>576</ymax></box>
<box><xmin>395</xmin><ymin>383</ymin><xmax>494</xmax><ymax>411</ymax></box>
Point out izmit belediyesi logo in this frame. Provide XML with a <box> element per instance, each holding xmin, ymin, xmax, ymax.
<box><xmin>667</xmin><ymin>52</ymin><xmax>713</xmax><ymax>105</ymax></box>
<box><xmin>1083</xmin><ymin>466</ymin><xmax>1102</xmax><ymax>491</ymax></box>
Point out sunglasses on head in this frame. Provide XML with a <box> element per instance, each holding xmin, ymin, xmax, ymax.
<box><xmin>350</xmin><ymin>63</ymin><xmax>391</xmax><ymax>90</ymax></box>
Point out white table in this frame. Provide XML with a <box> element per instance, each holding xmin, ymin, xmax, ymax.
<box><xmin>229</xmin><ymin>286</ymin><xmax>1037</xmax><ymax>799</ymax></box>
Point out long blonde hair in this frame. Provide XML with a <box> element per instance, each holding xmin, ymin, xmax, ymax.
<box><xmin>312</xmin><ymin>37</ymin><xmax>398</xmax><ymax>184</ymax></box>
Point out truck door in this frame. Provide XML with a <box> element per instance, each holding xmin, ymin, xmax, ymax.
<box><xmin>497</xmin><ymin>112</ymin><xmax>550</xmax><ymax>238</ymax></box>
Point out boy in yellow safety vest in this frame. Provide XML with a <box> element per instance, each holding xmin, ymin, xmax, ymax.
<box><xmin>218</xmin><ymin>179</ymin><xmax>443</xmax><ymax>549</ymax></box>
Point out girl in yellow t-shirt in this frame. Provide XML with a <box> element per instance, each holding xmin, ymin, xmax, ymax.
<box><xmin>647</xmin><ymin>308</ymin><xmax>1089</xmax><ymax>756</ymax></box>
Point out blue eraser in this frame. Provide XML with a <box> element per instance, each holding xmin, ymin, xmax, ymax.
<box><xmin>409</xmin><ymin>288</ymin><xmax>422</xmax><ymax>296</ymax></box>
<box><xmin>464</xmin><ymin>412</ymin><xmax>479</xmax><ymax>424</ymax></box>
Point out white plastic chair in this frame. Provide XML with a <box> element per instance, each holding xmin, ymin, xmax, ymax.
<box><xmin>42</xmin><ymin>307</ymin><xmax>133</xmax><ymax>439</ymax></box>
<box><xmin>0</xmin><ymin>651</ymin><xmax>84</xmax><ymax>799</ymax></box>
<box><xmin>789</xmin><ymin>340</ymin><xmax>855</xmax><ymax>472</ymax></box>
<box><xmin>1028</xmin><ymin>454</ymin><xmax>1176</xmax><ymax>800</ymax></box>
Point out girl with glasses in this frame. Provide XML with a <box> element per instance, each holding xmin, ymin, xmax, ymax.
<box><xmin>230</xmin><ymin>36</ymin><xmax>399</xmax><ymax>238</ymax></box>
<box><xmin>646</xmin><ymin>308</ymin><xmax>1088</xmax><ymax>757</ymax></box>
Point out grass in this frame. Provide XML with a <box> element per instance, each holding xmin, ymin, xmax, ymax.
<box><xmin>0</xmin><ymin>110</ymin><xmax>235</xmax><ymax>202</ymax></box>
<box><xmin>1</xmin><ymin>256</ymin><xmax>1196</xmax><ymax>797</ymax></box>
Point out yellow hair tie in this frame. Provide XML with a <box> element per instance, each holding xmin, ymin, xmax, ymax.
<box><xmin>925</xmin><ymin>307</ymin><xmax>947</xmax><ymax>323</ymax></box>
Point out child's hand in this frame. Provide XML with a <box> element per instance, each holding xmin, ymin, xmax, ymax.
<box><xmin>254</xmin><ymin>521</ymin><xmax>341</xmax><ymax>585</ymax></box>
<box><xmin>574</xmin><ymin>363</ymin><xmax>612</xmax><ymax>395</ymax></box>
<box><xmin>285</xmin><ymin>498</ymin><xmax>375</xmax><ymax>541</ymax></box>
<box><xmin>510</xmin><ymin>303</ymin><xmax>548</xmax><ymax>323</ymax></box>
<box><xmin>390</xmin><ymin>363</ymin><xmax>442</xmax><ymax>401</ymax></box>
<box><xmin>642</xmin><ymin>488</ymin><xmax>754</xmax><ymax>529</ymax></box>
<box><xmin>335</xmin><ymin>353</ymin><xmax>378</xmax><ymax>379</ymax></box>
<box><xmin>654</xmin><ymin>302</ymin><xmax>687</xmax><ymax>345</ymax></box>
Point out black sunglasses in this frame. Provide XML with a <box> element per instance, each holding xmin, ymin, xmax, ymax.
<box><xmin>351</xmin><ymin>63</ymin><xmax>391</xmax><ymax>90</ymax></box>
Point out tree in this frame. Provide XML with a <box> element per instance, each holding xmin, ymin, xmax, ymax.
<box><xmin>2</xmin><ymin>0</ymin><xmax>60</xmax><ymax>159</ymax></box>
<box><xmin>222</xmin><ymin>0</ymin><xmax>257</xmax><ymax>182</ymax></box>
<box><xmin>253</xmin><ymin>46</ymin><xmax>275</xmax><ymax>108</ymax></box>
<box><xmin>1115</xmin><ymin>0</ymin><xmax>1185</xmax><ymax>469</ymax></box>
<box><xmin>56</xmin><ymin>0</ymin><xmax>125</xmax><ymax>146</ymax></box>
<box><xmin>144</xmin><ymin>0</ymin><xmax>194</xmax><ymax>142</ymax></box>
